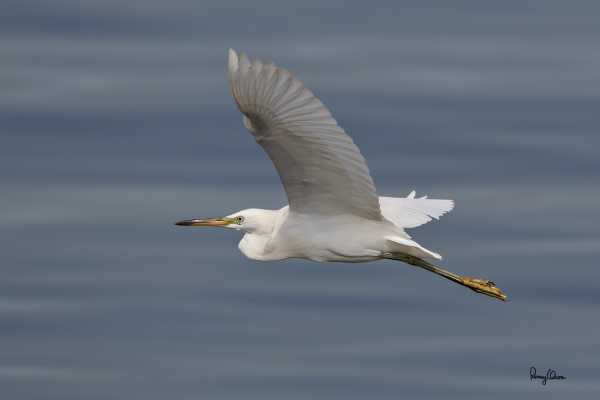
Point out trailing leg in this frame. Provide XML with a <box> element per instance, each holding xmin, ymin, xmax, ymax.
<box><xmin>383</xmin><ymin>252</ymin><xmax>507</xmax><ymax>302</ymax></box>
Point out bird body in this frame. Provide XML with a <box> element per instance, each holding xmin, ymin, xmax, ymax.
<box><xmin>175</xmin><ymin>49</ymin><xmax>507</xmax><ymax>301</ymax></box>
<box><xmin>233</xmin><ymin>191</ymin><xmax>451</xmax><ymax>263</ymax></box>
<box><xmin>235</xmin><ymin>206</ymin><xmax>393</xmax><ymax>263</ymax></box>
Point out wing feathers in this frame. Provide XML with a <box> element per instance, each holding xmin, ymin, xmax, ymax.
<box><xmin>380</xmin><ymin>191</ymin><xmax>454</xmax><ymax>229</ymax></box>
<box><xmin>228</xmin><ymin>49</ymin><xmax>382</xmax><ymax>220</ymax></box>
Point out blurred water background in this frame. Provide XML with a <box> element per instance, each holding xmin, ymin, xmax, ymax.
<box><xmin>1</xmin><ymin>1</ymin><xmax>599</xmax><ymax>399</ymax></box>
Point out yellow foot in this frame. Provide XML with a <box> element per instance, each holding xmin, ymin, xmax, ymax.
<box><xmin>382</xmin><ymin>253</ymin><xmax>508</xmax><ymax>302</ymax></box>
<box><xmin>459</xmin><ymin>277</ymin><xmax>507</xmax><ymax>302</ymax></box>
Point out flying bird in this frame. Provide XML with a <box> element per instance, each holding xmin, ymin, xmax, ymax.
<box><xmin>176</xmin><ymin>49</ymin><xmax>507</xmax><ymax>302</ymax></box>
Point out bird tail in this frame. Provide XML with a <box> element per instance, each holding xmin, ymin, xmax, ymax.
<box><xmin>385</xmin><ymin>236</ymin><xmax>442</xmax><ymax>260</ymax></box>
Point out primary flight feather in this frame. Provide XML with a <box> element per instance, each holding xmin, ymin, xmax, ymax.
<box><xmin>176</xmin><ymin>49</ymin><xmax>507</xmax><ymax>302</ymax></box>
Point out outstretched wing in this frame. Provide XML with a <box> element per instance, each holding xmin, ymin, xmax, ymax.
<box><xmin>380</xmin><ymin>191</ymin><xmax>454</xmax><ymax>229</ymax></box>
<box><xmin>227</xmin><ymin>49</ymin><xmax>382</xmax><ymax>220</ymax></box>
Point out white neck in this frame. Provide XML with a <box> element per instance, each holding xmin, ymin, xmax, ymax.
<box><xmin>237</xmin><ymin>207</ymin><xmax>288</xmax><ymax>260</ymax></box>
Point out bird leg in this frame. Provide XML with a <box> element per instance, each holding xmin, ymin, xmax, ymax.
<box><xmin>383</xmin><ymin>253</ymin><xmax>507</xmax><ymax>302</ymax></box>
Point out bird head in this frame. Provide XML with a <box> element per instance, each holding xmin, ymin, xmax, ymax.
<box><xmin>175</xmin><ymin>208</ymin><xmax>275</xmax><ymax>234</ymax></box>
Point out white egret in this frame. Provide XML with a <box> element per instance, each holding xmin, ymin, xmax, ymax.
<box><xmin>176</xmin><ymin>49</ymin><xmax>506</xmax><ymax>302</ymax></box>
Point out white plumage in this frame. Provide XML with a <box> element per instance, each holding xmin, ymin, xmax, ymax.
<box><xmin>380</xmin><ymin>191</ymin><xmax>454</xmax><ymax>231</ymax></box>
<box><xmin>175</xmin><ymin>49</ymin><xmax>507</xmax><ymax>301</ymax></box>
<box><xmin>227</xmin><ymin>49</ymin><xmax>381</xmax><ymax>220</ymax></box>
<box><xmin>227</xmin><ymin>49</ymin><xmax>449</xmax><ymax>261</ymax></box>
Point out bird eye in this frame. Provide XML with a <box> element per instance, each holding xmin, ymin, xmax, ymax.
<box><xmin>235</xmin><ymin>216</ymin><xmax>244</xmax><ymax>224</ymax></box>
